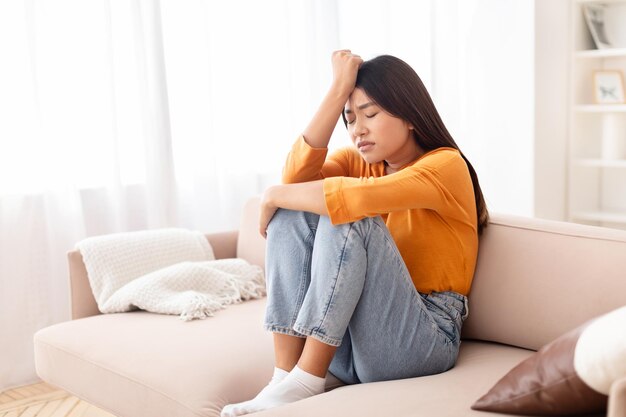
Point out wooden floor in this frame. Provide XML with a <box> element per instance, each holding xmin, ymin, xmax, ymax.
<box><xmin>0</xmin><ymin>381</ymin><xmax>116</xmax><ymax>417</ymax></box>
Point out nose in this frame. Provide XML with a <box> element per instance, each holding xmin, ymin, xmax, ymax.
<box><xmin>352</xmin><ymin>118</ymin><xmax>368</xmax><ymax>138</ymax></box>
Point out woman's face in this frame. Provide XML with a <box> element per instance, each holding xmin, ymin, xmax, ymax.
<box><xmin>344</xmin><ymin>88</ymin><xmax>417</xmax><ymax>166</ymax></box>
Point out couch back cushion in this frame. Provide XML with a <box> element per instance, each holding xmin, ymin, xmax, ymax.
<box><xmin>236</xmin><ymin>198</ymin><xmax>626</xmax><ymax>352</ymax></box>
<box><xmin>462</xmin><ymin>214</ymin><xmax>626</xmax><ymax>351</ymax></box>
<box><xmin>237</xmin><ymin>197</ymin><xmax>267</xmax><ymax>269</ymax></box>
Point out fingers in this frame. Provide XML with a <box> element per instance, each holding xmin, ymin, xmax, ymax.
<box><xmin>259</xmin><ymin>220</ymin><xmax>268</xmax><ymax>239</ymax></box>
<box><xmin>330</xmin><ymin>49</ymin><xmax>363</xmax><ymax>95</ymax></box>
<box><xmin>333</xmin><ymin>49</ymin><xmax>362</xmax><ymax>60</ymax></box>
<box><xmin>259</xmin><ymin>223</ymin><xmax>268</xmax><ymax>239</ymax></box>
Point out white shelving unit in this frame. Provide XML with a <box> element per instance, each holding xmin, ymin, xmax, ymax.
<box><xmin>569</xmin><ymin>0</ymin><xmax>626</xmax><ymax>230</ymax></box>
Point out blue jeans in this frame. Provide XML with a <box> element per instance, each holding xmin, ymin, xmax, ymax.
<box><xmin>263</xmin><ymin>209</ymin><xmax>468</xmax><ymax>385</ymax></box>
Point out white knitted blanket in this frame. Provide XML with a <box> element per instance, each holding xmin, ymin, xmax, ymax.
<box><xmin>76</xmin><ymin>228</ymin><xmax>265</xmax><ymax>321</ymax></box>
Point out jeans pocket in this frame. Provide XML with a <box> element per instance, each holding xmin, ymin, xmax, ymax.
<box><xmin>421</xmin><ymin>293</ymin><xmax>464</xmax><ymax>344</ymax></box>
<box><xmin>432</xmin><ymin>311</ymin><xmax>459</xmax><ymax>344</ymax></box>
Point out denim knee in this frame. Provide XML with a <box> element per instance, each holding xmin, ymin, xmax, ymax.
<box><xmin>267</xmin><ymin>208</ymin><xmax>297</xmax><ymax>230</ymax></box>
<box><xmin>267</xmin><ymin>209</ymin><xmax>319</xmax><ymax>235</ymax></box>
<box><xmin>315</xmin><ymin>214</ymin><xmax>385</xmax><ymax>237</ymax></box>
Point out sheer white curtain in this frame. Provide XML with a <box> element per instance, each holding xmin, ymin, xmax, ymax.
<box><xmin>0</xmin><ymin>0</ymin><xmax>435</xmax><ymax>391</ymax></box>
<box><xmin>0</xmin><ymin>0</ymin><xmax>179</xmax><ymax>390</ymax></box>
<box><xmin>1</xmin><ymin>0</ymin><xmax>535</xmax><ymax>391</ymax></box>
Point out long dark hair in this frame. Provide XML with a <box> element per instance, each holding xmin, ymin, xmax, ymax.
<box><xmin>341</xmin><ymin>55</ymin><xmax>489</xmax><ymax>234</ymax></box>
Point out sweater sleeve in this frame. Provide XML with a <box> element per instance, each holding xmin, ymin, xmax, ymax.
<box><xmin>323</xmin><ymin>150</ymin><xmax>472</xmax><ymax>225</ymax></box>
<box><xmin>282</xmin><ymin>135</ymin><xmax>352</xmax><ymax>184</ymax></box>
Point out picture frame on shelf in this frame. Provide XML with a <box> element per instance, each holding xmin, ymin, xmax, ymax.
<box><xmin>583</xmin><ymin>3</ymin><xmax>612</xmax><ymax>49</ymax></box>
<box><xmin>593</xmin><ymin>70</ymin><xmax>626</xmax><ymax>104</ymax></box>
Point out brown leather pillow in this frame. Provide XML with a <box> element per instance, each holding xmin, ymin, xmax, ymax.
<box><xmin>472</xmin><ymin>306</ymin><xmax>626</xmax><ymax>415</ymax></box>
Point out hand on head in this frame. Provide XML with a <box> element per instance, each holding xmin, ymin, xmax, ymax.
<box><xmin>330</xmin><ymin>49</ymin><xmax>363</xmax><ymax>97</ymax></box>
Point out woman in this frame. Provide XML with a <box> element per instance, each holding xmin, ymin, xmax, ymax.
<box><xmin>221</xmin><ymin>49</ymin><xmax>488</xmax><ymax>417</ymax></box>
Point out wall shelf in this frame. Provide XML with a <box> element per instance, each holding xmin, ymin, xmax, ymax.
<box><xmin>575</xmin><ymin>0</ymin><xmax>626</xmax><ymax>5</ymax></box>
<box><xmin>575</xmin><ymin>48</ymin><xmax>626</xmax><ymax>58</ymax></box>
<box><xmin>574</xmin><ymin>105</ymin><xmax>626</xmax><ymax>112</ymax></box>
<box><xmin>574</xmin><ymin>158</ymin><xmax>626</xmax><ymax>167</ymax></box>
<box><xmin>568</xmin><ymin>1</ymin><xmax>626</xmax><ymax>230</ymax></box>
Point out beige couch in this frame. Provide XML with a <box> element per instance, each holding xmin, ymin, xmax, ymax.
<box><xmin>34</xmin><ymin>197</ymin><xmax>626</xmax><ymax>417</ymax></box>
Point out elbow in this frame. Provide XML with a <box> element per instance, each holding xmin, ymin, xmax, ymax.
<box><xmin>282</xmin><ymin>172</ymin><xmax>297</xmax><ymax>184</ymax></box>
<box><xmin>281</xmin><ymin>164</ymin><xmax>306</xmax><ymax>184</ymax></box>
<box><xmin>281</xmin><ymin>165</ymin><xmax>294</xmax><ymax>184</ymax></box>
<box><xmin>281</xmin><ymin>171</ymin><xmax>322</xmax><ymax>184</ymax></box>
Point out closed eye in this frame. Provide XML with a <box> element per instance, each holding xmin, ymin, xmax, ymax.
<box><xmin>346</xmin><ymin>113</ymin><xmax>377</xmax><ymax>125</ymax></box>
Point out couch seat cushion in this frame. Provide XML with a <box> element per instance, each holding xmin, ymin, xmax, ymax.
<box><xmin>34</xmin><ymin>298</ymin><xmax>274</xmax><ymax>417</ymax></box>
<box><xmin>249</xmin><ymin>341</ymin><xmax>604</xmax><ymax>417</ymax></box>
<box><xmin>35</xmin><ymin>298</ymin><xmax>605</xmax><ymax>417</ymax></box>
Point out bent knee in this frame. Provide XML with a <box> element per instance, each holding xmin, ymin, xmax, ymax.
<box><xmin>267</xmin><ymin>209</ymin><xmax>319</xmax><ymax>235</ymax></box>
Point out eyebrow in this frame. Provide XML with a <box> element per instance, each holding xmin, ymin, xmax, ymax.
<box><xmin>344</xmin><ymin>102</ymin><xmax>376</xmax><ymax>114</ymax></box>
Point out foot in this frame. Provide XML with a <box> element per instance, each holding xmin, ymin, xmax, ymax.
<box><xmin>221</xmin><ymin>366</ymin><xmax>325</xmax><ymax>417</ymax></box>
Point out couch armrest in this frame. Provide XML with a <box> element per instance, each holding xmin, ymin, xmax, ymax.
<box><xmin>609</xmin><ymin>377</ymin><xmax>626</xmax><ymax>417</ymax></box>
<box><xmin>68</xmin><ymin>230</ymin><xmax>239</xmax><ymax>320</ymax></box>
<box><xmin>68</xmin><ymin>250</ymin><xmax>100</xmax><ymax>320</ymax></box>
<box><xmin>206</xmin><ymin>230</ymin><xmax>239</xmax><ymax>260</ymax></box>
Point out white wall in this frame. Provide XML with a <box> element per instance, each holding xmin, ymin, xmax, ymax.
<box><xmin>431</xmin><ymin>0</ymin><xmax>536</xmax><ymax>217</ymax></box>
<box><xmin>534</xmin><ymin>0</ymin><xmax>570</xmax><ymax>221</ymax></box>
<box><xmin>430</xmin><ymin>0</ymin><xmax>572</xmax><ymax>220</ymax></box>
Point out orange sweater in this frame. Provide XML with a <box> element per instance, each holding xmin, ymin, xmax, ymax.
<box><xmin>282</xmin><ymin>135</ymin><xmax>479</xmax><ymax>296</ymax></box>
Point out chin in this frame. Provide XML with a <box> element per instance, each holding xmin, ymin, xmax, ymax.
<box><xmin>362</xmin><ymin>156</ymin><xmax>383</xmax><ymax>165</ymax></box>
<box><xmin>361</xmin><ymin>155</ymin><xmax>383</xmax><ymax>165</ymax></box>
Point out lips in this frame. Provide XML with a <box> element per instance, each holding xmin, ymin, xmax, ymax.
<box><xmin>357</xmin><ymin>141</ymin><xmax>375</xmax><ymax>152</ymax></box>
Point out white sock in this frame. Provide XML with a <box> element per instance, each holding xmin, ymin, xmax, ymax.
<box><xmin>220</xmin><ymin>365</ymin><xmax>326</xmax><ymax>417</ymax></box>
<box><xmin>220</xmin><ymin>367</ymin><xmax>287</xmax><ymax>417</ymax></box>
<box><xmin>247</xmin><ymin>367</ymin><xmax>290</xmax><ymax>398</ymax></box>
<box><xmin>269</xmin><ymin>367</ymin><xmax>289</xmax><ymax>385</ymax></box>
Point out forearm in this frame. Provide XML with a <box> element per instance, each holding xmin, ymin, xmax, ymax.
<box><xmin>301</xmin><ymin>87</ymin><xmax>350</xmax><ymax>149</ymax></box>
<box><xmin>266</xmin><ymin>180</ymin><xmax>328</xmax><ymax>216</ymax></box>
